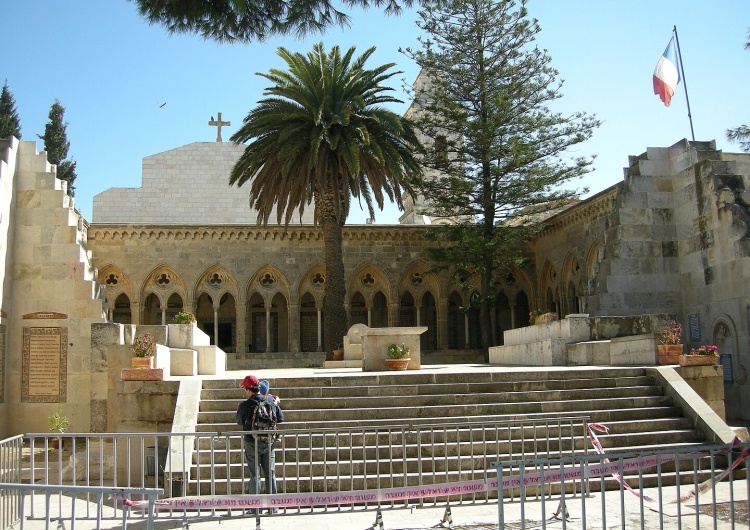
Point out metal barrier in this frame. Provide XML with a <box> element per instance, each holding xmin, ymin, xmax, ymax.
<box><xmin>492</xmin><ymin>442</ymin><xmax>750</xmax><ymax>529</ymax></box>
<box><xmin>0</xmin><ymin>435</ymin><xmax>23</xmax><ymax>530</ymax></box>
<box><xmin>11</xmin><ymin>416</ymin><xmax>588</xmax><ymax>525</ymax></box>
<box><xmin>0</xmin><ymin>483</ymin><xmax>162</xmax><ymax>530</ymax></box>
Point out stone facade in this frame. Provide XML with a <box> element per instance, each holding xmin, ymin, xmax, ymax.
<box><xmin>0</xmin><ymin>139</ymin><xmax>108</xmax><ymax>437</ymax></box>
<box><xmin>1</xmin><ymin>134</ymin><xmax>749</xmax><ymax>438</ymax></box>
<box><xmin>93</xmin><ymin>142</ymin><xmax>315</xmax><ymax>225</ymax></box>
<box><xmin>526</xmin><ymin>140</ymin><xmax>750</xmax><ymax>419</ymax></box>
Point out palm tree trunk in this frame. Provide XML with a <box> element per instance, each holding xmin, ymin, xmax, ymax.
<box><xmin>319</xmin><ymin>190</ymin><xmax>349</xmax><ymax>359</ymax></box>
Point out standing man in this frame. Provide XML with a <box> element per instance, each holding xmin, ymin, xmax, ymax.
<box><xmin>236</xmin><ymin>375</ymin><xmax>284</xmax><ymax>507</ymax></box>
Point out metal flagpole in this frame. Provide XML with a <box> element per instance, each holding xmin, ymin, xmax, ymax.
<box><xmin>673</xmin><ymin>25</ymin><xmax>696</xmax><ymax>141</ymax></box>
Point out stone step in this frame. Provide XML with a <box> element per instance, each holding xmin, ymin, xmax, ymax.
<box><xmin>199</xmin><ymin>367</ymin><xmax>650</xmax><ymax>389</ymax></box>
<box><xmin>187</xmin><ymin>367</ymin><xmax>726</xmax><ymax>498</ymax></box>
<box><xmin>199</xmin><ymin>375</ymin><xmax>658</xmax><ymax>401</ymax></box>
<box><xmin>199</xmin><ymin>384</ymin><xmax>663</xmax><ymax>412</ymax></box>
<box><xmin>196</xmin><ymin>405</ymin><xmax>686</xmax><ymax>434</ymax></box>
<box><xmin>199</xmin><ymin>394</ymin><xmax>675</xmax><ymax>425</ymax></box>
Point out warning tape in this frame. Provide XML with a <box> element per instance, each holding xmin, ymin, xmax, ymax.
<box><xmin>586</xmin><ymin>422</ymin><xmax>750</xmax><ymax>506</ymax></box>
<box><xmin>116</xmin><ymin>426</ymin><xmax>748</xmax><ymax>511</ymax></box>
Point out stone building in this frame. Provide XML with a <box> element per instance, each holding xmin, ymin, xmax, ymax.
<box><xmin>0</xmin><ymin>132</ymin><xmax>749</xmax><ymax>437</ymax></box>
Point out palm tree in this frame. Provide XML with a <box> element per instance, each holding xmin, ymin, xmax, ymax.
<box><xmin>230</xmin><ymin>43</ymin><xmax>422</xmax><ymax>357</ymax></box>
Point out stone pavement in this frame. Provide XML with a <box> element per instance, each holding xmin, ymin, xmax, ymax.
<box><xmin>18</xmin><ymin>479</ymin><xmax>749</xmax><ymax>530</ymax></box>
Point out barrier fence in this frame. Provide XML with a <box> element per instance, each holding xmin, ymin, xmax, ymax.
<box><xmin>3</xmin><ymin>426</ymin><xmax>750</xmax><ymax>529</ymax></box>
<box><xmin>0</xmin><ymin>435</ymin><xmax>23</xmax><ymax>530</ymax></box>
<box><xmin>2</xmin><ymin>416</ymin><xmax>587</xmax><ymax>527</ymax></box>
<box><xmin>493</xmin><ymin>440</ymin><xmax>750</xmax><ymax>529</ymax></box>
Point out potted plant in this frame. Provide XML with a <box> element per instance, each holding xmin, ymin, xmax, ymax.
<box><xmin>529</xmin><ymin>309</ymin><xmax>545</xmax><ymax>325</ymax></box>
<box><xmin>530</xmin><ymin>309</ymin><xmax>556</xmax><ymax>325</ymax></box>
<box><xmin>48</xmin><ymin>410</ymin><xmax>69</xmax><ymax>449</ymax></box>
<box><xmin>656</xmin><ymin>321</ymin><xmax>683</xmax><ymax>365</ymax></box>
<box><xmin>385</xmin><ymin>343</ymin><xmax>411</xmax><ymax>371</ymax></box>
<box><xmin>131</xmin><ymin>332</ymin><xmax>155</xmax><ymax>369</ymax></box>
<box><xmin>680</xmin><ymin>344</ymin><xmax>719</xmax><ymax>367</ymax></box>
<box><xmin>332</xmin><ymin>344</ymin><xmax>344</xmax><ymax>361</ymax></box>
<box><xmin>173</xmin><ymin>310</ymin><xmax>196</xmax><ymax>324</ymax></box>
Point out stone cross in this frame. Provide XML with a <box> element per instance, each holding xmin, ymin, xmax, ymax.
<box><xmin>208</xmin><ymin>112</ymin><xmax>231</xmax><ymax>142</ymax></box>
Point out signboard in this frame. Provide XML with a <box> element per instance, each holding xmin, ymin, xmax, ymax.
<box><xmin>22</xmin><ymin>327</ymin><xmax>67</xmax><ymax>403</ymax></box>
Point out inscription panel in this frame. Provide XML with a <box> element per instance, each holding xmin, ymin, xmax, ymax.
<box><xmin>22</xmin><ymin>327</ymin><xmax>68</xmax><ymax>403</ymax></box>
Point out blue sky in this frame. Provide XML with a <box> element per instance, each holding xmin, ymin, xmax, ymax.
<box><xmin>2</xmin><ymin>1</ymin><xmax>748</xmax><ymax>224</ymax></box>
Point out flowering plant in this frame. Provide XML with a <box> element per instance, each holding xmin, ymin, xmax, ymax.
<box><xmin>173</xmin><ymin>310</ymin><xmax>196</xmax><ymax>324</ymax></box>
<box><xmin>529</xmin><ymin>309</ymin><xmax>546</xmax><ymax>323</ymax></box>
<box><xmin>386</xmin><ymin>344</ymin><xmax>410</xmax><ymax>359</ymax></box>
<box><xmin>658</xmin><ymin>321</ymin><xmax>682</xmax><ymax>345</ymax></box>
<box><xmin>688</xmin><ymin>345</ymin><xmax>719</xmax><ymax>356</ymax></box>
<box><xmin>131</xmin><ymin>333</ymin><xmax>155</xmax><ymax>357</ymax></box>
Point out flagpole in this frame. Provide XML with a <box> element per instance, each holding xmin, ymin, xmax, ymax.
<box><xmin>672</xmin><ymin>25</ymin><xmax>695</xmax><ymax>141</ymax></box>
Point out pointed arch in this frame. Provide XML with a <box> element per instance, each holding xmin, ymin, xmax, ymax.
<box><xmin>98</xmin><ymin>264</ymin><xmax>134</xmax><ymax>322</ymax></box>
<box><xmin>561</xmin><ymin>253</ymin><xmax>582</xmax><ymax>316</ymax></box>
<box><xmin>141</xmin><ymin>264</ymin><xmax>186</xmax><ymax>324</ymax></box>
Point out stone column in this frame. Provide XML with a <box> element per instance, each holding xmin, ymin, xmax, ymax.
<box><xmin>288</xmin><ymin>303</ymin><xmax>299</xmax><ymax>353</ymax></box>
<box><xmin>236</xmin><ymin>297</ymin><xmax>247</xmax><ymax>354</ymax></box>
<box><xmin>132</xmin><ymin>300</ymin><xmax>141</xmax><ymax>325</ymax></box>
<box><xmin>265</xmin><ymin>307</ymin><xmax>271</xmax><ymax>353</ymax></box>
<box><xmin>317</xmin><ymin>309</ymin><xmax>322</xmax><ymax>351</ymax></box>
<box><xmin>213</xmin><ymin>306</ymin><xmax>219</xmax><ymax>346</ymax></box>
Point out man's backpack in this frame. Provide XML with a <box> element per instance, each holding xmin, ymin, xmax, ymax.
<box><xmin>243</xmin><ymin>396</ymin><xmax>277</xmax><ymax>441</ymax></box>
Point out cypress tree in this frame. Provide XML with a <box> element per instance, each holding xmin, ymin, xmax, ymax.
<box><xmin>0</xmin><ymin>80</ymin><xmax>22</xmax><ymax>140</ymax></box>
<box><xmin>38</xmin><ymin>100</ymin><xmax>77</xmax><ymax>197</ymax></box>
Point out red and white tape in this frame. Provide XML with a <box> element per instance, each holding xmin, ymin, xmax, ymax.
<box><xmin>118</xmin><ymin>426</ymin><xmax>748</xmax><ymax>511</ymax></box>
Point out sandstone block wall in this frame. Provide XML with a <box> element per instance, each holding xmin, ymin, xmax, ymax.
<box><xmin>92</xmin><ymin>142</ymin><xmax>315</xmax><ymax>225</ymax></box>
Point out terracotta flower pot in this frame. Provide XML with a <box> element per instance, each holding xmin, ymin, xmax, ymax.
<box><xmin>332</xmin><ymin>349</ymin><xmax>343</xmax><ymax>361</ymax></box>
<box><xmin>132</xmin><ymin>356</ymin><xmax>154</xmax><ymax>369</ymax></box>
<box><xmin>679</xmin><ymin>354</ymin><xmax>718</xmax><ymax>367</ymax></box>
<box><xmin>385</xmin><ymin>358</ymin><xmax>410</xmax><ymax>371</ymax></box>
<box><xmin>657</xmin><ymin>344</ymin><xmax>683</xmax><ymax>365</ymax></box>
<box><xmin>534</xmin><ymin>312</ymin><xmax>558</xmax><ymax>325</ymax></box>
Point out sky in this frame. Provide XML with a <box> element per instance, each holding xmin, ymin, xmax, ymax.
<box><xmin>2</xmin><ymin>1</ymin><xmax>748</xmax><ymax>224</ymax></box>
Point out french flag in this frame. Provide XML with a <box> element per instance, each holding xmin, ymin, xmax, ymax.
<box><xmin>653</xmin><ymin>36</ymin><xmax>681</xmax><ymax>107</ymax></box>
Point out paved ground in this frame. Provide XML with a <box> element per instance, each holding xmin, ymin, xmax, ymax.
<box><xmin>15</xmin><ymin>479</ymin><xmax>749</xmax><ymax>530</ymax></box>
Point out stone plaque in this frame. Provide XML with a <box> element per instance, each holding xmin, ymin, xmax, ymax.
<box><xmin>22</xmin><ymin>327</ymin><xmax>68</xmax><ymax>403</ymax></box>
<box><xmin>688</xmin><ymin>313</ymin><xmax>701</xmax><ymax>342</ymax></box>
<box><xmin>23</xmin><ymin>312</ymin><xmax>68</xmax><ymax>320</ymax></box>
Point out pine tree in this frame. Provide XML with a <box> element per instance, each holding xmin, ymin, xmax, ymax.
<box><xmin>402</xmin><ymin>0</ymin><xmax>600</xmax><ymax>355</ymax></box>
<box><xmin>0</xmin><ymin>80</ymin><xmax>22</xmax><ymax>140</ymax></box>
<box><xmin>38</xmin><ymin>100</ymin><xmax>77</xmax><ymax>197</ymax></box>
<box><xmin>130</xmin><ymin>0</ymin><xmax>413</xmax><ymax>43</ymax></box>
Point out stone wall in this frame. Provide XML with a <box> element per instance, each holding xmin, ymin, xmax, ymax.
<box><xmin>1</xmin><ymin>141</ymin><xmax>107</xmax><ymax>437</ymax></box>
<box><xmin>92</xmin><ymin>142</ymin><xmax>316</xmax><ymax>225</ymax></box>
<box><xmin>532</xmin><ymin>139</ymin><xmax>750</xmax><ymax>421</ymax></box>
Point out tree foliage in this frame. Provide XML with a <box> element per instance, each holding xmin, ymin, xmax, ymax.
<box><xmin>129</xmin><ymin>0</ymin><xmax>414</xmax><ymax>42</ymax></box>
<box><xmin>229</xmin><ymin>43</ymin><xmax>422</xmax><ymax>355</ymax></box>
<box><xmin>725</xmin><ymin>28</ymin><xmax>750</xmax><ymax>153</ymax></box>
<box><xmin>402</xmin><ymin>0</ymin><xmax>600</xmax><ymax>354</ymax></box>
<box><xmin>38</xmin><ymin>100</ymin><xmax>77</xmax><ymax>197</ymax></box>
<box><xmin>0</xmin><ymin>80</ymin><xmax>22</xmax><ymax>140</ymax></box>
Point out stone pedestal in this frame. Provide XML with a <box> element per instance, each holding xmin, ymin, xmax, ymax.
<box><xmin>361</xmin><ymin>327</ymin><xmax>427</xmax><ymax>372</ymax></box>
<box><xmin>120</xmin><ymin>368</ymin><xmax>164</xmax><ymax>381</ymax></box>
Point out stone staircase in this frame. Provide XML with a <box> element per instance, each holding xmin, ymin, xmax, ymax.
<box><xmin>181</xmin><ymin>367</ymin><xmax>738</xmax><ymax>497</ymax></box>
